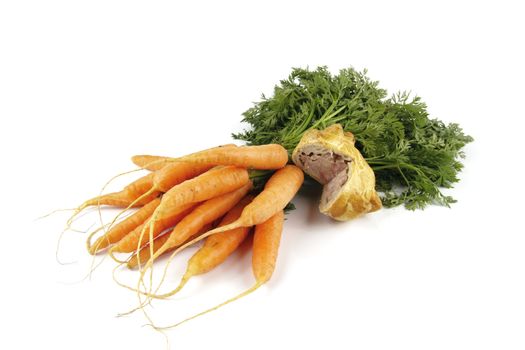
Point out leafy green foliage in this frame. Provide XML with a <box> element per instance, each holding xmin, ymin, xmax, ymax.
<box><xmin>233</xmin><ymin>66</ymin><xmax>473</xmax><ymax>209</ymax></box>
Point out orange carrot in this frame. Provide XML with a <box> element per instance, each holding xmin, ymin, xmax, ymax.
<box><xmin>151</xmin><ymin>195</ymin><xmax>254</xmax><ymax>297</ymax></box>
<box><xmin>251</xmin><ymin>210</ymin><xmax>284</xmax><ymax>285</ymax></box>
<box><xmin>86</xmin><ymin>159</ymin><xmax>235</xmax><ymax>236</ymax></box>
<box><xmin>131</xmin><ymin>155</ymin><xmax>172</xmax><ymax>171</ymax></box>
<box><xmin>190</xmin><ymin>195</ymin><xmax>254</xmax><ymax>275</ymax></box>
<box><xmin>110</xmin><ymin>202</ymin><xmax>196</xmax><ymax>254</ymax></box>
<box><xmin>112</xmin><ymin>222</ymin><xmax>214</xmax><ymax>318</ymax></box>
<box><xmin>72</xmin><ymin>144</ymin><xmax>249</xmax><ymax>226</ymax></box>
<box><xmin>136</xmin><ymin>182</ymin><xmax>252</xmax><ymax>303</ymax></box>
<box><xmin>80</xmin><ymin>146</ymin><xmax>238</xmax><ymax>215</ymax></box>
<box><xmin>104</xmin><ymin>161</ymin><xmax>215</xmax><ymax>231</ymax></box>
<box><xmin>126</xmin><ymin>222</ymin><xmax>214</xmax><ymax>270</ymax></box>
<box><xmin>138</xmin><ymin>166</ymin><xmax>299</xmax><ymax>309</ymax></box>
<box><xmin>150</xmin><ymin>182</ymin><xmax>253</xmax><ymax>263</ymax></box>
<box><xmin>111</xmin><ymin>160</ymin><xmax>214</xmax><ymax>222</ymax></box>
<box><xmin>112</xmin><ymin>221</ymin><xmax>216</xmax><ymax>317</ymax></box>
<box><xmin>69</xmin><ymin>144</ymin><xmax>250</xmax><ymax>228</ymax></box>
<box><xmin>153</xmin><ymin>162</ymin><xmax>214</xmax><ymax>192</ymax></box>
<box><xmin>80</xmin><ymin>173</ymin><xmax>158</xmax><ymax>210</ymax></box>
<box><xmin>65</xmin><ymin>172</ymin><xmax>160</xmax><ymax>231</ymax></box>
<box><xmin>130</xmin><ymin>150</ymin><xmax>238</xmax><ymax>202</ymax></box>
<box><xmin>88</xmin><ymin>197</ymin><xmax>161</xmax><ymax>254</ymax></box>
<box><xmin>162</xmin><ymin>165</ymin><xmax>302</xmax><ymax>263</ymax></box>
<box><xmin>152</xmin><ymin>166</ymin><xmax>250</xmax><ymax>224</ymax></box>
<box><xmin>127</xmin><ymin>231</ymin><xmax>170</xmax><ymax>269</ymax></box>
<box><xmin>132</xmin><ymin>144</ymin><xmax>237</xmax><ymax>171</ymax></box>
<box><xmin>124</xmin><ymin>173</ymin><xmax>251</xmax><ymax>266</ymax></box>
<box><xmin>166</xmin><ymin>144</ymin><xmax>288</xmax><ymax>170</ymax></box>
<box><xmin>154</xmin><ymin>210</ymin><xmax>285</xmax><ymax>330</ymax></box>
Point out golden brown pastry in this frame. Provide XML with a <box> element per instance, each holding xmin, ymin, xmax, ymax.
<box><xmin>292</xmin><ymin>124</ymin><xmax>381</xmax><ymax>221</ymax></box>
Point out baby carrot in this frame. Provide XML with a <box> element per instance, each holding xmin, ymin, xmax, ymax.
<box><xmin>102</xmin><ymin>160</ymin><xmax>214</xmax><ymax>232</ymax></box>
<box><xmin>88</xmin><ymin>197</ymin><xmax>161</xmax><ymax>254</ymax></box>
<box><xmin>166</xmin><ymin>144</ymin><xmax>289</xmax><ymax>170</ymax></box>
<box><xmin>126</xmin><ymin>222</ymin><xmax>214</xmax><ymax>270</ymax></box>
<box><xmin>152</xmin><ymin>166</ymin><xmax>250</xmax><ymax>223</ymax></box>
<box><xmin>151</xmin><ymin>195</ymin><xmax>254</xmax><ymax>298</ymax></box>
<box><xmin>110</xmin><ymin>202</ymin><xmax>196</xmax><ymax>254</ymax></box>
<box><xmin>132</xmin><ymin>144</ymin><xmax>237</xmax><ymax>171</ymax></box>
<box><xmin>251</xmin><ymin>210</ymin><xmax>284</xmax><ymax>285</ymax></box>
<box><xmin>153</xmin><ymin>162</ymin><xmax>214</xmax><ymax>192</ymax></box>
<box><xmin>131</xmin><ymin>155</ymin><xmax>172</xmax><ymax>171</ymax></box>
<box><xmin>104</xmin><ymin>165</ymin><xmax>248</xmax><ymax>247</ymax></box>
<box><xmin>162</xmin><ymin>165</ymin><xmax>303</xmax><ymax>263</ymax></box>
<box><xmin>136</xmin><ymin>182</ymin><xmax>252</xmax><ymax>303</ymax></box>
<box><xmin>154</xmin><ymin>210</ymin><xmax>285</xmax><ymax>330</ymax></box>
<box><xmin>80</xmin><ymin>173</ymin><xmax>158</xmax><ymax>210</ymax></box>
<box><xmin>149</xmin><ymin>182</ymin><xmax>253</xmax><ymax>264</ymax></box>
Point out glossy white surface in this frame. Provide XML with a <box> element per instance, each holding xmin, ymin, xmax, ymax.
<box><xmin>1</xmin><ymin>1</ymin><xmax>524</xmax><ymax>349</ymax></box>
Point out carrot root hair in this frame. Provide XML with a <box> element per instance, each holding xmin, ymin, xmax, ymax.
<box><xmin>108</xmin><ymin>246</ymin><xmax>130</xmax><ymax>264</ymax></box>
<box><xmin>111</xmin><ymin>262</ymin><xmax>153</xmax><ymax>317</ymax></box>
<box><xmin>153</xmin><ymin>283</ymin><xmax>262</xmax><ymax>331</ymax></box>
<box><xmin>85</xmin><ymin>223</ymin><xmax>111</xmax><ymax>253</ymax></box>
<box><xmin>133</xmin><ymin>212</ymin><xmax>161</xmax><ymax>327</ymax></box>
<box><xmin>100</xmin><ymin>187</ymin><xmax>157</xmax><ymax>235</ymax></box>
<box><xmin>141</xmin><ymin>272</ymin><xmax>191</xmax><ymax>300</ymax></box>
<box><xmin>35</xmin><ymin>207</ymin><xmax>76</xmax><ymax>221</ymax></box>
<box><xmin>57</xmin><ymin>167</ymin><xmax>147</xmax><ymax>263</ymax></box>
<box><xmin>63</xmin><ymin>158</ymin><xmax>169</xmax><ymax>233</ymax></box>
<box><xmin>55</xmin><ymin>228</ymin><xmax>77</xmax><ymax>265</ymax></box>
<box><xmin>66</xmin><ymin>167</ymin><xmax>145</xmax><ymax>227</ymax></box>
<box><xmin>56</xmin><ymin>221</ymin><xmax>102</xmax><ymax>265</ymax></box>
<box><xmin>137</xmin><ymin>219</ymin><xmax>245</xmax><ymax>302</ymax></box>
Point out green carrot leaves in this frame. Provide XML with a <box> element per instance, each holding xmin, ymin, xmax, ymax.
<box><xmin>233</xmin><ymin>66</ymin><xmax>473</xmax><ymax>209</ymax></box>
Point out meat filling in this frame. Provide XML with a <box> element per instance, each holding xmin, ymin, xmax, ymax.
<box><xmin>295</xmin><ymin>145</ymin><xmax>351</xmax><ymax>204</ymax></box>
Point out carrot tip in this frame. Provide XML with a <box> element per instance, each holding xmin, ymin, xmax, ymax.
<box><xmin>35</xmin><ymin>207</ymin><xmax>77</xmax><ymax>221</ymax></box>
<box><xmin>108</xmin><ymin>247</ymin><xmax>128</xmax><ymax>264</ymax></box>
<box><xmin>147</xmin><ymin>274</ymin><xmax>190</xmax><ymax>300</ymax></box>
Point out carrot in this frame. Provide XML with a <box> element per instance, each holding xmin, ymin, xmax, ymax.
<box><xmin>80</xmin><ymin>173</ymin><xmax>158</xmax><ymax>210</ymax></box>
<box><xmin>101</xmin><ymin>161</ymin><xmax>215</xmax><ymax>235</ymax></box>
<box><xmin>64</xmin><ymin>171</ymin><xmax>160</xmax><ymax>233</ymax></box>
<box><xmin>88</xmin><ymin>197</ymin><xmax>161</xmax><ymax>254</ymax></box>
<box><xmin>166</xmin><ymin>144</ymin><xmax>288</xmax><ymax>170</ymax></box>
<box><xmin>189</xmin><ymin>195</ymin><xmax>254</xmax><ymax>275</ymax></box>
<box><xmin>154</xmin><ymin>210</ymin><xmax>285</xmax><ymax>330</ymax></box>
<box><xmin>126</xmin><ymin>222</ymin><xmax>215</xmax><ymax>270</ymax></box>
<box><xmin>112</xmin><ymin>221</ymin><xmax>216</xmax><ymax>315</ymax></box>
<box><xmin>61</xmin><ymin>145</ymin><xmax>240</xmax><ymax>224</ymax></box>
<box><xmin>135</xmin><ymin>182</ymin><xmax>252</xmax><ymax>306</ymax></box>
<box><xmin>126</xmin><ymin>166</ymin><xmax>247</xmax><ymax>267</ymax></box>
<box><xmin>159</xmin><ymin>165</ymin><xmax>303</xmax><ymax>265</ymax></box>
<box><xmin>151</xmin><ymin>195</ymin><xmax>254</xmax><ymax>298</ymax></box>
<box><xmin>86</xmin><ymin>157</ymin><xmax>224</xmax><ymax>238</ymax></box>
<box><xmin>131</xmin><ymin>155</ymin><xmax>173</xmax><ymax>171</ymax></box>
<box><xmin>127</xmin><ymin>231</ymin><xmax>170</xmax><ymax>269</ymax></box>
<box><xmin>109</xmin><ymin>202</ymin><xmax>196</xmax><ymax>254</ymax></box>
<box><xmin>73</xmin><ymin>146</ymin><xmax>238</xmax><ymax>226</ymax></box>
<box><xmin>152</xmin><ymin>166</ymin><xmax>250</xmax><ymax>224</ymax></box>
<box><xmin>148</xmin><ymin>182</ymin><xmax>253</xmax><ymax>265</ymax></box>
<box><xmin>127</xmin><ymin>150</ymin><xmax>239</xmax><ymax>207</ymax></box>
<box><xmin>251</xmin><ymin>210</ymin><xmax>284</xmax><ymax>285</ymax></box>
<box><xmin>132</xmin><ymin>144</ymin><xmax>237</xmax><ymax>171</ymax></box>
<box><xmin>109</xmin><ymin>220</ymin><xmax>215</xmax><ymax>318</ymax></box>
<box><xmin>71</xmin><ymin>144</ymin><xmax>256</xmax><ymax>229</ymax></box>
<box><xmin>104</xmin><ymin>162</ymin><xmax>214</xmax><ymax>224</ymax></box>
<box><xmin>153</xmin><ymin>162</ymin><xmax>214</xmax><ymax>192</ymax></box>
<box><xmin>138</xmin><ymin>165</ymin><xmax>299</xmax><ymax>313</ymax></box>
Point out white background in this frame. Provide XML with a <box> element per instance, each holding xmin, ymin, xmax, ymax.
<box><xmin>1</xmin><ymin>1</ymin><xmax>524</xmax><ymax>349</ymax></box>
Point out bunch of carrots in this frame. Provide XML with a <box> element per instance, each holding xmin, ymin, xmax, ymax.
<box><xmin>65</xmin><ymin>143</ymin><xmax>304</xmax><ymax>328</ymax></box>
